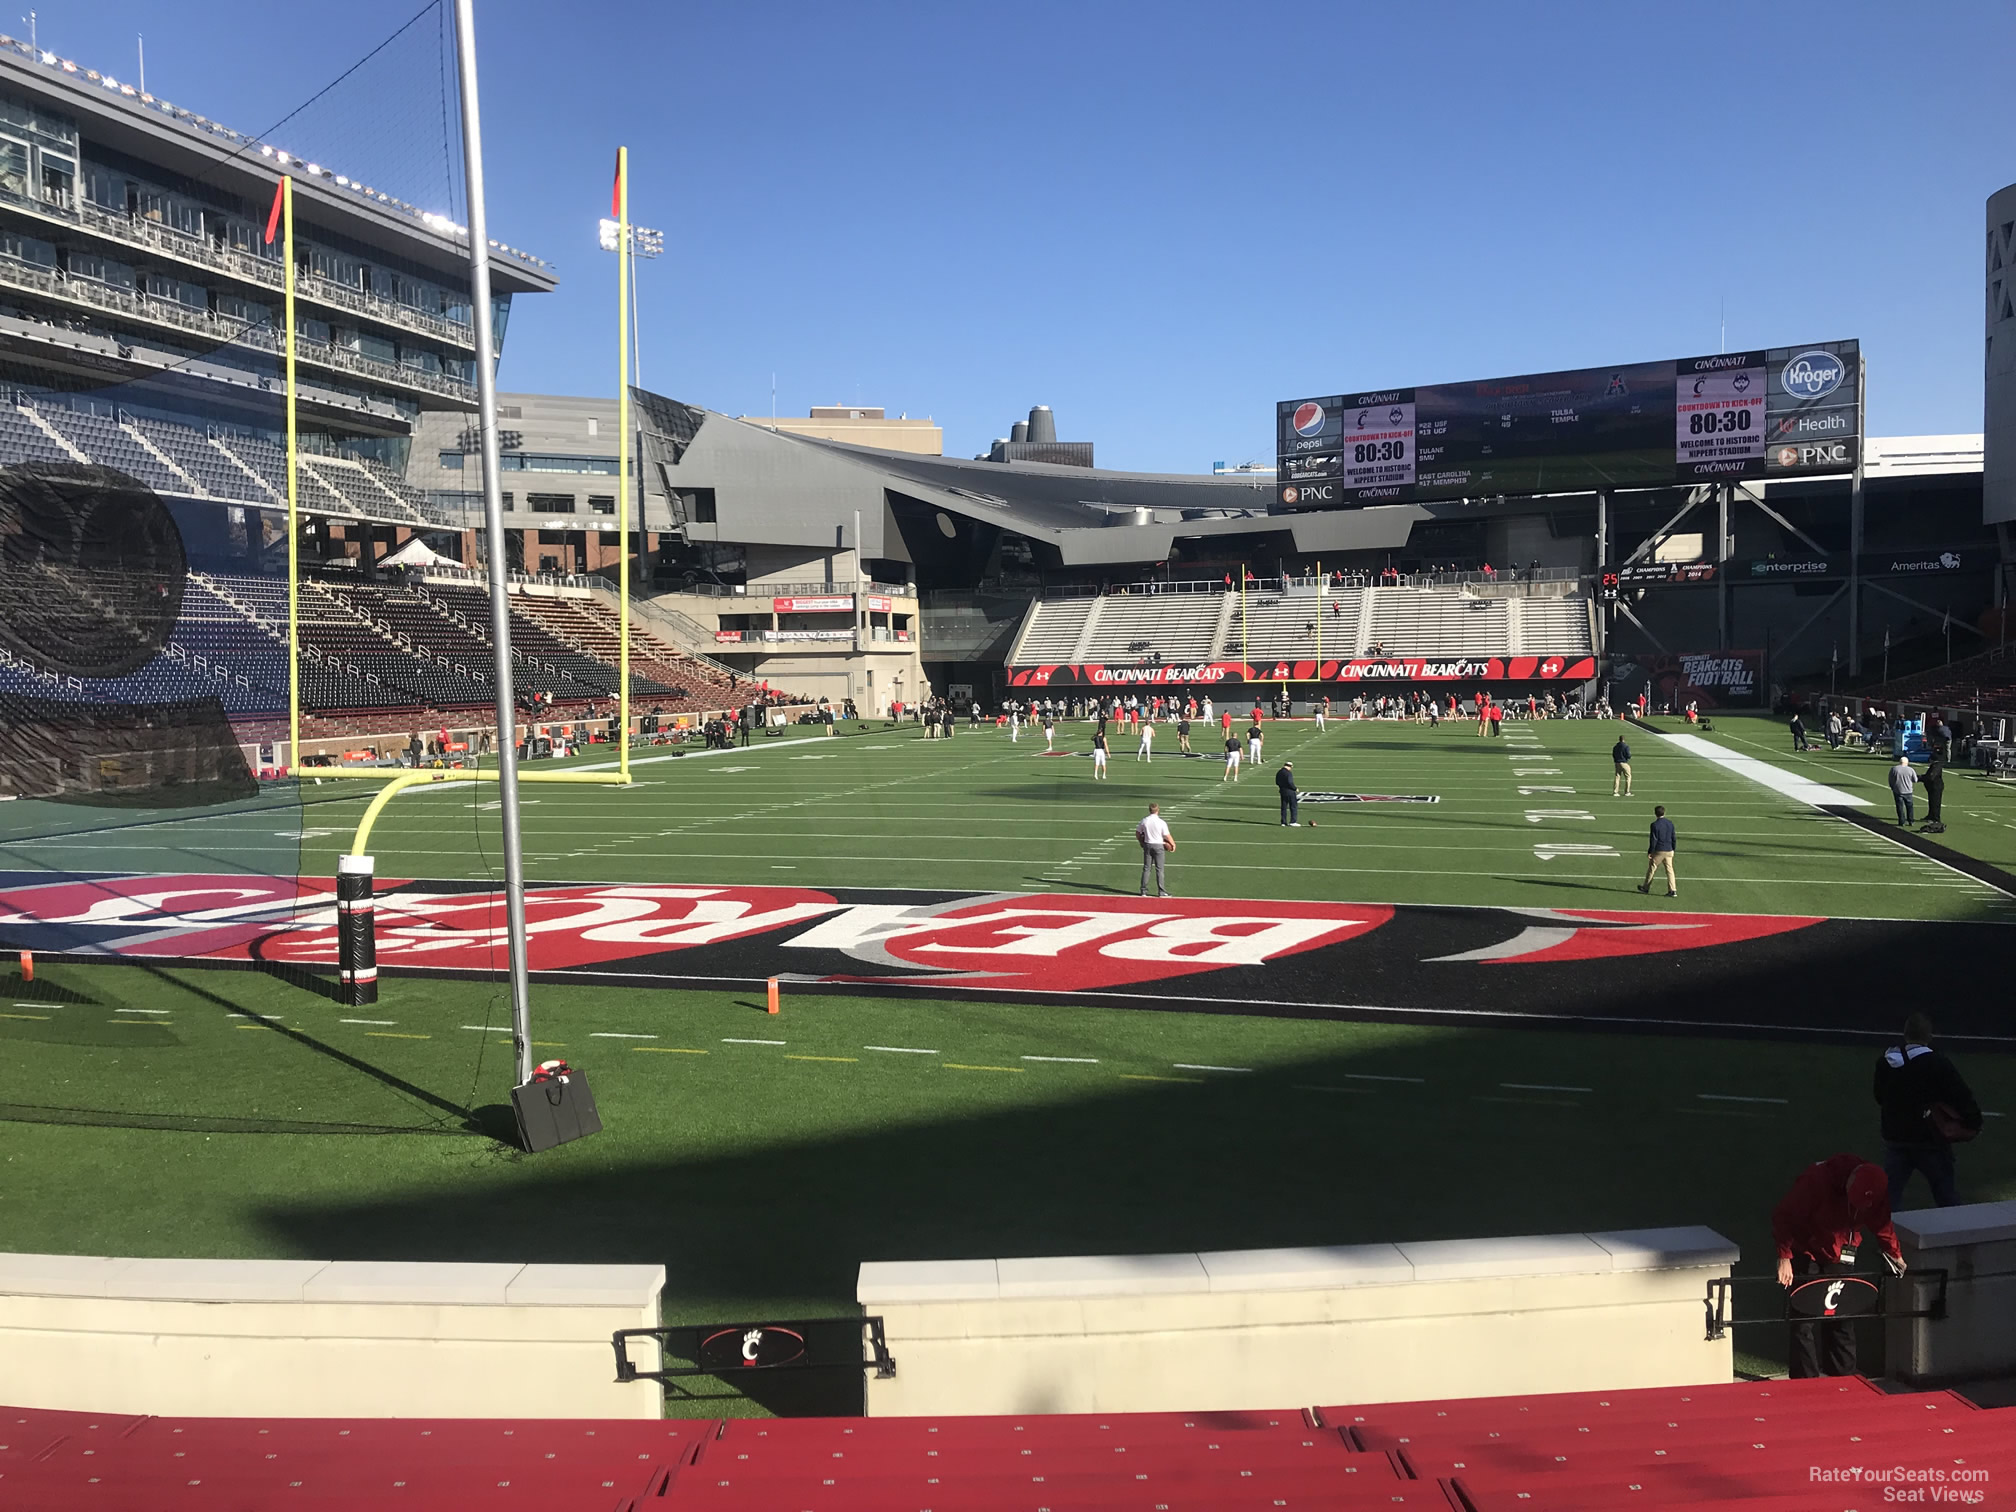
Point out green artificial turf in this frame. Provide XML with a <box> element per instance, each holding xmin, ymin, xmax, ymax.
<box><xmin>5</xmin><ymin>713</ymin><xmax>2011</xmax><ymax>923</ymax></box>
<box><xmin>0</xmin><ymin>959</ymin><xmax>2010</xmax><ymax>1410</ymax></box>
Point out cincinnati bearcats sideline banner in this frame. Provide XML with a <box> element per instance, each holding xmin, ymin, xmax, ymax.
<box><xmin>1006</xmin><ymin>655</ymin><xmax>1597</xmax><ymax>689</ymax></box>
<box><xmin>5</xmin><ymin>872</ymin><xmax>2011</xmax><ymax>1041</ymax></box>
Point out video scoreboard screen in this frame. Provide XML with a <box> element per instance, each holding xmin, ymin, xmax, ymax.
<box><xmin>1276</xmin><ymin>340</ymin><xmax>1858</xmax><ymax>510</ymax></box>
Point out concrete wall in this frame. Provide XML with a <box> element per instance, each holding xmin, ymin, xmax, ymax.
<box><xmin>859</xmin><ymin>1229</ymin><xmax>1735</xmax><ymax>1417</ymax></box>
<box><xmin>0</xmin><ymin>1255</ymin><xmax>664</xmax><ymax>1419</ymax></box>
<box><xmin>1887</xmin><ymin>1199</ymin><xmax>2016</xmax><ymax>1387</ymax></box>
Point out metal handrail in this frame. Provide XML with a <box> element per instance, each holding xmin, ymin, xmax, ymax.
<box><xmin>0</xmin><ymin>255</ymin><xmax>476</xmax><ymax>403</ymax></box>
<box><xmin>2</xmin><ymin>189</ymin><xmax>477</xmax><ymax>348</ymax></box>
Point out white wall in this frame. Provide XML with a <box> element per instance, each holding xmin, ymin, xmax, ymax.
<box><xmin>860</xmin><ymin>1229</ymin><xmax>1736</xmax><ymax>1417</ymax></box>
<box><xmin>0</xmin><ymin>1255</ymin><xmax>665</xmax><ymax>1419</ymax></box>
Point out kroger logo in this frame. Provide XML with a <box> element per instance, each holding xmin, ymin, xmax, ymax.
<box><xmin>1781</xmin><ymin>350</ymin><xmax>1847</xmax><ymax>400</ymax></box>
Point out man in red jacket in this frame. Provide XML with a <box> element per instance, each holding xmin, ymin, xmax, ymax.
<box><xmin>1772</xmin><ymin>1154</ymin><xmax>1904</xmax><ymax>1378</ymax></box>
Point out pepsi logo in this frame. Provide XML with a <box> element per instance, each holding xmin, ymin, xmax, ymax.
<box><xmin>1292</xmin><ymin>402</ymin><xmax>1325</xmax><ymax>437</ymax></box>
<box><xmin>1781</xmin><ymin>350</ymin><xmax>1847</xmax><ymax>400</ymax></box>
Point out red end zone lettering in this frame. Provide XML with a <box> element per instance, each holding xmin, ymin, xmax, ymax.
<box><xmin>262</xmin><ymin>885</ymin><xmax>842</xmax><ymax>971</ymax></box>
<box><xmin>787</xmin><ymin>894</ymin><xmax>1391</xmax><ymax>992</ymax></box>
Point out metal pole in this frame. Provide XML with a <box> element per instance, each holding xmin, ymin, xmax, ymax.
<box><xmin>454</xmin><ymin>0</ymin><xmax>535</xmax><ymax>1088</ymax></box>
<box><xmin>1595</xmin><ymin>491</ymin><xmax>1608</xmax><ymax>661</ymax></box>
<box><xmin>1716</xmin><ymin>483</ymin><xmax>1730</xmax><ymax>651</ymax></box>
<box><xmin>1848</xmin><ymin>359</ymin><xmax>1866</xmax><ymax>677</ymax></box>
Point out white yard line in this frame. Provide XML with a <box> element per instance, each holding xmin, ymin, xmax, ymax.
<box><xmin>1652</xmin><ymin>733</ymin><xmax>1871</xmax><ymax>808</ymax></box>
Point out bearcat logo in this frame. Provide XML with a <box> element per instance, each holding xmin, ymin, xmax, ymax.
<box><xmin>698</xmin><ymin>1325</ymin><xmax>808</xmax><ymax>1370</ymax></box>
<box><xmin>785</xmin><ymin>894</ymin><xmax>1391</xmax><ymax>993</ymax></box>
<box><xmin>1787</xmin><ymin>1275</ymin><xmax>1879</xmax><ymax>1320</ymax></box>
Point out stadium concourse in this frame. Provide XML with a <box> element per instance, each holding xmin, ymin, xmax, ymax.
<box><xmin>3</xmin><ymin>1377</ymin><xmax>2011</xmax><ymax>1510</ymax></box>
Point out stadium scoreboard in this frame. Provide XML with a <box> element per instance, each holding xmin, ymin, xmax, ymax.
<box><xmin>1276</xmin><ymin>340</ymin><xmax>1858</xmax><ymax>510</ymax></box>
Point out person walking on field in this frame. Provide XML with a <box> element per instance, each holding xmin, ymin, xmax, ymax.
<box><xmin>1637</xmin><ymin>804</ymin><xmax>1677</xmax><ymax>897</ymax></box>
<box><xmin>1889</xmin><ymin>753</ymin><xmax>1918</xmax><ymax>825</ymax></box>
<box><xmin>1612</xmin><ymin>733</ymin><xmax>1633</xmax><ymax>798</ymax></box>
<box><xmin>1090</xmin><ymin>725</ymin><xmax>1109</xmax><ymax>780</ymax></box>
<box><xmin>1773</xmin><ymin>1154</ymin><xmax>1902</xmax><ymax>1378</ymax></box>
<box><xmin>1136</xmin><ymin>802</ymin><xmax>1175</xmax><ymax>898</ymax></box>
<box><xmin>1874</xmin><ymin>1013</ymin><xmax>1981</xmax><ymax>1208</ymax></box>
<box><xmin>1276</xmin><ymin>760</ymin><xmax>1301</xmax><ymax>827</ymax></box>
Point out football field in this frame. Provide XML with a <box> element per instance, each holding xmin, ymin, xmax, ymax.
<box><xmin>7</xmin><ymin>711</ymin><xmax>2015</xmax><ymax>921</ymax></box>
<box><xmin>3</xmin><ymin>709</ymin><xmax>2014</xmax><ymax>1406</ymax></box>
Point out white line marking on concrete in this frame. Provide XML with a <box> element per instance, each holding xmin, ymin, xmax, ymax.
<box><xmin>1175</xmin><ymin>1063</ymin><xmax>1253</xmax><ymax>1073</ymax></box>
<box><xmin>1502</xmin><ymin>1082</ymin><xmax>1592</xmax><ymax>1093</ymax></box>
<box><xmin>114</xmin><ymin>1007</ymin><xmax>171</xmax><ymax>1015</ymax></box>
<box><xmin>723</xmin><ymin>1037</ymin><xmax>786</xmax><ymax>1045</ymax></box>
<box><xmin>591</xmin><ymin>1032</ymin><xmax>658</xmax><ymax>1039</ymax></box>
<box><xmin>1697</xmin><ymin>1093</ymin><xmax>1790</xmax><ymax>1104</ymax></box>
<box><xmin>339</xmin><ymin>1018</ymin><xmax>395</xmax><ymax>1025</ymax></box>
<box><xmin>864</xmin><ymin>1045</ymin><xmax>938</xmax><ymax>1054</ymax></box>
<box><xmin>1021</xmin><ymin>1055</ymin><xmax>1099</xmax><ymax>1063</ymax></box>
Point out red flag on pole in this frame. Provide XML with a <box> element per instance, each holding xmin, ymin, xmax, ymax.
<box><xmin>264</xmin><ymin>178</ymin><xmax>285</xmax><ymax>244</ymax></box>
<box><xmin>610</xmin><ymin>152</ymin><xmax>622</xmax><ymax>218</ymax></box>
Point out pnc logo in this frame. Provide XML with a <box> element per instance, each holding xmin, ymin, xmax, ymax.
<box><xmin>1781</xmin><ymin>350</ymin><xmax>1847</xmax><ymax>399</ymax></box>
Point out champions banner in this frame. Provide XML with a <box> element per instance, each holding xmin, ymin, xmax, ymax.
<box><xmin>1006</xmin><ymin>655</ymin><xmax>1596</xmax><ymax>689</ymax></box>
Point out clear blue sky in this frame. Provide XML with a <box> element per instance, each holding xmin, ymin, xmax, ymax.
<box><xmin>40</xmin><ymin>0</ymin><xmax>2016</xmax><ymax>470</ymax></box>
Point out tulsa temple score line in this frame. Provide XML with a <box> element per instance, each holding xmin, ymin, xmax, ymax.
<box><xmin>1277</xmin><ymin>340</ymin><xmax>1860</xmax><ymax>510</ymax></box>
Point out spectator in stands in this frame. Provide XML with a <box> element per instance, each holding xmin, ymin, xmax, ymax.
<box><xmin>1773</xmin><ymin>1154</ymin><xmax>1902</xmax><ymax>1378</ymax></box>
<box><xmin>1874</xmin><ymin>1013</ymin><xmax>1980</xmax><ymax>1208</ymax></box>
<box><xmin>1276</xmin><ymin>761</ymin><xmax>1300</xmax><ymax>827</ymax></box>
<box><xmin>1637</xmin><ymin>805</ymin><xmax>1677</xmax><ymax>897</ymax></box>
<box><xmin>1135</xmin><ymin>802</ymin><xmax>1175</xmax><ymax>897</ymax></box>
<box><xmin>1888</xmin><ymin>753</ymin><xmax>1918</xmax><ymax>825</ymax></box>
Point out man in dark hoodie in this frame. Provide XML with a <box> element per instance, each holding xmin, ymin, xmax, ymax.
<box><xmin>1874</xmin><ymin>1013</ymin><xmax>1981</xmax><ymax>1208</ymax></box>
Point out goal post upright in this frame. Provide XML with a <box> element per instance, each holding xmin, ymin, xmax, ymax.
<box><xmin>283</xmin><ymin>175</ymin><xmax>299</xmax><ymax>771</ymax></box>
<box><xmin>616</xmin><ymin>145</ymin><xmax>631</xmax><ymax>782</ymax></box>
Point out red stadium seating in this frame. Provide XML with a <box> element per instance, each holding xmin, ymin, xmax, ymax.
<box><xmin>1</xmin><ymin>1380</ymin><xmax>2006</xmax><ymax>1511</ymax></box>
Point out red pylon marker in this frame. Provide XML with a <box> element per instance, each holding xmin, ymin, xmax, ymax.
<box><xmin>766</xmin><ymin>977</ymin><xmax>780</xmax><ymax>1015</ymax></box>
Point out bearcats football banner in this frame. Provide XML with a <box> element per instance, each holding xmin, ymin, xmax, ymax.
<box><xmin>1006</xmin><ymin>655</ymin><xmax>1596</xmax><ymax>689</ymax></box>
<box><xmin>3</xmin><ymin>872</ymin><xmax>2009</xmax><ymax>1041</ymax></box>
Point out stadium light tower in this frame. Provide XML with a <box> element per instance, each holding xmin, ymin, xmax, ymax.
<box><xmin>600</xmin><ymin>216</ymin><xmax>663</xmax><ymax>384</ymax></box>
